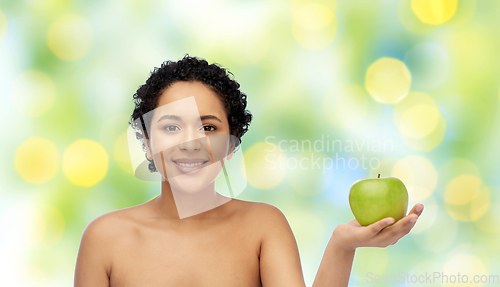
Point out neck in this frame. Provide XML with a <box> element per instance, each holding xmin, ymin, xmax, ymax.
<box><xmin>152</xmin><ymin>178</ymin><xmax>231</xmax><ymax>220</ymax></box>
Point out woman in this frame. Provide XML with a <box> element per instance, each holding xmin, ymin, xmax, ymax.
<box><xmin>74</xmin><ymin>55</ymin><xmax>424</xmax><ymax>286</ymax></box>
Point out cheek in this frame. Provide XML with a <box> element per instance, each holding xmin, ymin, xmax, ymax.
<box><xmin>150</xmin><ymin>133</ymin><xmax>177</xmax><ymax>153</ymax></box>
<box><xmin>151</xmin><ymin>150</ymin><xmax>169</xmax><ymax>178</ymax></box>
<box><xmin>207</xmin><ymin>134</ymin><xmax>232</xmax><ymax>162</ymax></box>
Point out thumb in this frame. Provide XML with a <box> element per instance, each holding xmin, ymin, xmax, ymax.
<box><xmin>368</xmin><ymin>217</ymin><xmax>394</xmax><ymax>235</ymax></box>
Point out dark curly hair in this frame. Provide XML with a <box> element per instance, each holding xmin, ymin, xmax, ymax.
<box><xmin>129</xmin><ymin>54</ymin><xmax>253</xmax><ymax>173</ymax></box>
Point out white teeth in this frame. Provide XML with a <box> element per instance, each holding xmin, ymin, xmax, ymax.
<box><xmin>176</xmin><ymin>161</ymin><xmax>205</xmax><ymax>167</ymax></box>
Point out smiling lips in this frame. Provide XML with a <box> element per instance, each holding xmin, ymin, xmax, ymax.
<box><xmin>172</xmin><ymin>158</ymin><xmax>210</xmax><ymax>174</ymax></box>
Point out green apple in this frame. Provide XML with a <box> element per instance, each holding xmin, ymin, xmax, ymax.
<box><xmin>349</xmin><ymin>174</ymin><xmax>408</xmax><ymax>226</ymax></box>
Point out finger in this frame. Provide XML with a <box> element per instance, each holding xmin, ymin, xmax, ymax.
<box><xmin>368</xmin><ymin>217</ymin><xmax>395</xmax><ymax>236</ymax></box>
<box><xmin>348</xmin><ymin>219</ymin><xmax>362</xmax><ymax>227</ymax></box>
<box><xmin>376</xmin><ymin>214</ymin><xmax>419</xmax><ymax>243</ymax></box>
<box><xmin>408</xmin><ymin>203</ymin><xmax>424</xmax><ymax>216</ymax></box>
<box><xmin>386</xmin><ymin>213</ymin><xmax>419</xmax><ymax>231</ymax></box>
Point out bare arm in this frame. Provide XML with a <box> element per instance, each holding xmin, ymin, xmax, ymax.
<box><xmin>74</xmin><ymin>216</ymin><xmax>113</xmax><ymax>287</ymax></box>
<box><xmin>258</xmin><ymin>204</ymin><xmax>307</xmax><ymax>287</ymax></box>
<box><xmin>312</xmin><ymin>240</ymin><xmax>355</xmax><ymax>287</ymax></box>
<box><xmin>312</xmin><ymin>203</ymin><xmax>424</xmax><ymax>287</ymax></box>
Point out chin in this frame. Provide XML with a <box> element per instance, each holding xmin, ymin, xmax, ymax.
<box><xmin>169</xmin><ymin>176</ymin><xmax>214</xmax><ymax>195</ymax></box>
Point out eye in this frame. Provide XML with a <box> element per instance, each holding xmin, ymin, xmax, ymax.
<box><xmin>163</xmin><ymin>125</ymin><xmax>180</xmax><ymax>132</ymax></box>
<box><xmin>202</xmin><ymin>125</ymin><xmax>217</xmax><ymax>132</ymax></box>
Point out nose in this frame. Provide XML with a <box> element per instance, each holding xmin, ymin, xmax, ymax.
<box><xmin>177</xmin><ymin>127</ymin><xmax>204</xmax><ymax>151</ymax></box>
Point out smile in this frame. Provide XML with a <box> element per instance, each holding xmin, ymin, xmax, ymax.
<box><xmin>173</xmin><ymin>160</ymin><xmax>209</xmax><ymax>167</ymax></box>
<box><xmin>171</xmin><ymin>159</ymin><xmax>210</xmax><ymax>174</ymax></box>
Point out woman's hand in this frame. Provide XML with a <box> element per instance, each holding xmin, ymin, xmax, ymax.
<box><xmin>331</xmin><ymin>203</ymin><xmax>424</xmax><ymax>252</ymax></box>
<box><xmin>313</xmin><ymin>204</ymin><xmax>424</xmax><ymax>287</ymax></box>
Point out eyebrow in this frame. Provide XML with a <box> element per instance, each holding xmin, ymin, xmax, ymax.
<box><xmin>200</xmin><ymin>115</ymin><xmax>222</xmax><ymax>122</ymax></box>
<box><xmin>157</xmin><ymin>114</ymin><xmax>222</xmax><ymax>123</ymax></box>
<box><xmin>157</xmin><ymin>114</ymin><xmax>181</xmax><ymax>122</ymax></box>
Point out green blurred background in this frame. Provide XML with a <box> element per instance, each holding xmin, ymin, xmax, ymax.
<box><xmin>1</xmin><ymin>0</ymin><xmax>499</xmax><ymax>286</ymax></box>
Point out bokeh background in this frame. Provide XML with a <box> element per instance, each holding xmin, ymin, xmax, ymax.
<box><xmin>1</xmin><ymin>0</ymin><xmax>500</xmax><ymax>286</ymax></box>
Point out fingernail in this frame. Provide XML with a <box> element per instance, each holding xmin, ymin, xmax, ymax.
<box><xmin>416</xmin><ymin>205</ymin><xmax>423</xmax><ymax>214</ymax></box>
<box><xmin>387</xmin><ymin>218</ymin><xmax>395</xmax><ymax>225</ymax></box>
<box><xmin>410</xmin><ymin>217</ymin><xmax>417</xmax><ymax>223</ymax></box>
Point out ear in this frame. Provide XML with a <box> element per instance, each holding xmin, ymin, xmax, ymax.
<box><xmin>144</xmin><ymin>138</ymin><xmax>153</xmax><ymax>161</ymax></box>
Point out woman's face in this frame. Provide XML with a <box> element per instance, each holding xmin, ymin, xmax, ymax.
<box><xmin>144</xmin><ymin>81</ymin><xmax>233</xmax><ymax>193</ymax></box>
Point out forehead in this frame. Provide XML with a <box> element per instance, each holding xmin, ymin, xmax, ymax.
<box><xmin>156</xmin><ymin>81</ymin><xmax>226</xmax><ymax>116</ymax></box>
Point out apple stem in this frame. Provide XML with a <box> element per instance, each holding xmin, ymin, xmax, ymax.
<box><xmin>378</xmin><ymin>174</ymin><xmax>380</xmax><ymax>178</ymax></box>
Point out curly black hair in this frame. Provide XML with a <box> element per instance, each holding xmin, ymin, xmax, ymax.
<box><xmin>129</xmin><ymin>54</ymin><xmax>253</xmax><ymax>173</ymax></box>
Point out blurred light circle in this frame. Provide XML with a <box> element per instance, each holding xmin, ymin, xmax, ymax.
<box><xmin>445</xmin><ymin>186</ymin><xmax>490</xmax><ymax>222</ymax></box>
<box><xmin>393</xmin><ymin>92</ymin><xmax>436</xmax><ymax>122</ymax></box>
<box><xmin>398</xmin><ymin>0</ymin><xmax>435</xmax><ymax>34</ymax></box>
<box><xmin>437</xmin><ymin>158</ymin><xmax>480</xmax><ymax>199</ymax></box>
<box><xmin>287</xmin><ymin>151</ymin><xmax>328</xmax><ymax>196</ymax></box>
<box><xmin>369</xmin><ymin>157</ymin><xmax>398</xmax><ymax>179</ymax></box>
<box><xmin>62</xmin><ymin>139</ymin><xmax>108</xmax><ymax>187</ymax></box>
<box><xmin>439</xmin><ymin>158</ymin><xmax>480</xmax><ymax>178</ymax></box>
<box><xmin>31</xmin><ymin>0</ymin><xmax>70</xmax><ymax>18</ymax></box>
<box><xmin>243</xmin><ymin>142</ymin><xmax>286</xmax><ymax>189</ymax></box>
<box><xmin>444</xmin><ymin>174</ymin><xmax>490</xmax><ymax>222</ymax></box>
<box><xmin>474</xmin><ymin>203</ymin><xmax>500</xmax><ymax>234</ymax></box>
<box><xmin>0</xmin><ymin>9</ymin><xmax>7</xmax><ymax>44</ymax></box>
<box><xmin>469</xmin><ymin>186</ymin><xmax>490</xmax><ymax>221</ymax></box>
<box><xmin>444</xmin><ymin>174</ymin><xmax>481</xmax><ymax>205</ymax></box>
<box><xmin>448</xmin><ymin>25</ymin><xmax>496</xmax><ymax>83</ymax></box>
<box><xmin>353</xmin><ymin>248</ymin><xmax>389</xmax><ymax>278</ymax></box>
<box><xmin>411</xmin><ymin>0</ymin><xmax>458</xmax><ymax>25</ymax></box>
<box><xmin>401</xmin><ymin>115</ymin><xmax>446</xmax><ymax>151</ymax></box>
<box><xmin>15</xmin><ymin>137</ymin><xmax>60</xmax><ymax>184</ymax></box>
<box><xmin>410</xmin><ymin>196</ymin><xmax>438</xmax><ymax>234</ymax></box>
<box><xmin>322</xmin><ymin>84</ymin><xmax>368</xmax><ymax>129</ymax></box>
<box><xmin>291</xmin><ymin>2</ymin><xmax>337</xmax><ymax>50</ymax></box>
<box><xmin>408</xmin><ymin>260</ymin><xmax>442</xmax><ymax>285</ymax></box>
<box><xmin>412</xmin><ymin>209</ymin><xmax>457</xmax><ymax>251</ymax></box>
<box><xmin>33</xmin><ymin>204</ymin><xmax>65</xmax><ymax>249</ymax></box>
<box><xmin>391</xmin><ymin>155</ymin><xmax>437</xmax><ymax>202</ymax></box>
<box><xmin>404</xmin><ymin>42</ymin><xmax>450</xmax><ymax>90</ymax></box>
<box><xmin>399</xmin><ymin>104</ymin><xmax>441</xmax><ymax>139</ymax></box>
<box><xmin>10</xmin><ymin>71</ymin><xmax>56</xmax><ymax>117</ymax></box>
<box><xmin>442</xmin><ymin>254</ymin><xmax>487</xmax><ymax>287</ymax></box>
<box><xmin>223</xmin><ymin>19</ymin><xmax>271</xmax><ymax>65</ymax></box>
<box><xmin>47</xmin><ymin>14</ymin><xmax>93</xmax><ymax>61</ymax></box>
<box><xmin>471</xmin><ymin>230</ymin><xmax>500</xmax><ymax>252</ymax></box>
<box><xmin>365</xmin><ymin>57</ymin><xmax>412</xmax><ymax>104</ymax></box>
<box><xmin>293</xmin><ymin>2</ymin><xmax>334</xmax><ymax>31</ymax></box>
<box><xmin>394</xmin><ymin>92</ymin><xmax>446</xmax><ymax>151</ymax></box>
<box><xmin>114</xmin><ymin>132</ymin><xmax>134</xmax><ymax>175</ymax></box>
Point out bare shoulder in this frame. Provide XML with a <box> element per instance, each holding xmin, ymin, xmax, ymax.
<box><xmin>229</xmin><ymin>199</ymin><xmax>289</xmax><ymax>230</ymax></box>
<box><xmin>83</xmin><ymin>204</ymin><xmax>143</xmax><ymax>237</ymax></box>
<box><xmin>229</xmin><ymin>199</ymin><xmax>281</xmax><ymax>212</ymax></box>
<box><xmin>246</xmin><ymin>200</ymin><xmax>286</xmax><ymax>219</ymax></box>
<box><xmin>79</xmin><ymin>205</ymin><xmax>147</xmax><ymax>260</ymax></box>
<box><xmin>75</xmin><ymin>204</ymin><xmax>145</xmax><ymax>286</ymax></box>
<box><xmin>233</xmin><ymin>200</ymin><xmax>305</xmax><ymax>286</ymax></box>
<box><xmin>79</xmin><ymin>205</ymin><xmax>140</xmax><ymax>254</ymax></box>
